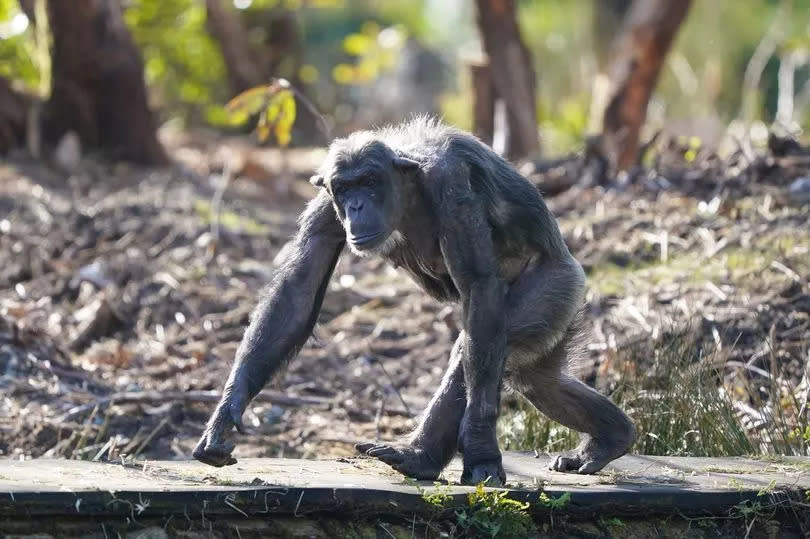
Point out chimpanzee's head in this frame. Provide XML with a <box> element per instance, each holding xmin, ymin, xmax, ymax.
<box><xmin>310</xmin><ymin>137</ymin><xmax>419</xmax><ymax>256</ymax></box>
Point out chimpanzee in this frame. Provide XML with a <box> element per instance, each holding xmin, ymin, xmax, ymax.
<box><xmin>193</xmin><ymin>117</ymin><xmax>635</xmax><ymax>485</ymax></box>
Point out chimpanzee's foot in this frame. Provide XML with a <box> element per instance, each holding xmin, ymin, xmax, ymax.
<box><xmin>549</xmin><ymin>437</ymin><xmax>627</xmax><ymax>474</ymax></box>
<box><xmin>461</xmin><ymin>459</ymin><xmax>506</xmax><ymax>486</ymax></box>
<box><xmin>356</xmin><ymin>443</ymin><xmax>444</xmax><ymax>480</ymax></box>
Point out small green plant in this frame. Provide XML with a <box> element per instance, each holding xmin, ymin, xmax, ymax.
<box><xmin>757</xmin><ymin>479</ymin><xmax>777</xmax><ymax>497</ymax></box>
<box><xmin>728</xmin><ymin>478</ymin><xmax>745</xmax><ymax>492</ymax></box>
<box><xmin>453</xmin><ymin>484</ymin><xmax>536</xmax><ymax>538</ymax></box>
<box><xmin>418</xmin><ymin>482</ymin><xmax>538</xmax><ymax>538</ymax></box>
<box><xmin>538</xmin><ymin>491</ymin><xmax>571</xmax><ymax>510</ymax></box>
<box><xmin>599</xmin><ymin>516</ymin><xmax>626</xmax><ymax>529</ymax></box>
<box><xmin>789</xmin><ymin>426</ymin><xmax>810</xmax><ymax>444</ymax></box>
<box><xmin>420</xmin><ymin>483</ymin><xmax>453</xmax><ymax>509</ymax></box>
<box><xmin>729</xmin><ymin>498</ymin><xmax>774</xmax><ymax>529</ymax></box>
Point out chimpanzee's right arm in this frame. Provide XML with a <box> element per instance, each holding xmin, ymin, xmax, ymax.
<box><xmin>194</xmin><ymin>191</ymin><xmax>345</xmax><ymax>466</ymax></box>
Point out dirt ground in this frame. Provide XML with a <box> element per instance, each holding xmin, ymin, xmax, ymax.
<box><xmin>0</xmin><ymin>128</ymin><xmax>808</xmax><ymax>463</ymax></box>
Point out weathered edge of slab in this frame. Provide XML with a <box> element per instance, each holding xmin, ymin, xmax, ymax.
<box><xmin>1</xmin><ymin>484</ymin><xmax>804</xmax><ymax>521</ymax></box>
<box><xmin>0</xmin><ymin>453</ymin><xmax>807</xmax><ymax>521</ymax></box>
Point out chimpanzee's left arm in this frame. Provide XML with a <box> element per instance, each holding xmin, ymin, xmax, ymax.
<box><xmin>194</xmin><ymin>191</ymin><xmax>345</xmax><ymax>466</ymax></box>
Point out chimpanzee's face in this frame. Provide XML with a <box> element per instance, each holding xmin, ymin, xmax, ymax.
<box><xmin>311</xmin><ymin>141</ymin><xmax>418</xmax><ymax>256</ymax></box>
<box><xmin>329</xmin><ymin>163</ymin><xmax>397</xmax><ymax>254</ymax></box>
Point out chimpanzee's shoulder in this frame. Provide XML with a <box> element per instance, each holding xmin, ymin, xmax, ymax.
<box><xmin>374</xmin><ymin>116</ymin><xmax>477</xmax><ymax>159</ymax></box>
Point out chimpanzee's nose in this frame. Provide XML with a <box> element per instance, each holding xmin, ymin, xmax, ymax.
<box><xmin>348</xmin><ymin>199</ymin><xmax>364</xmax><ymax>213</ymax></box>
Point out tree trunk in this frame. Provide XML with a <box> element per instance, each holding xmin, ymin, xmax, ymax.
<box><xmin>0</xmin><ymin>77</ymin><xmax>34</xmax><ymax>155</ymax></box>
<box><xmin>587</xmin><ymin>0</ymin><xmax>632</xmax><ymax>136</ymax></box>
<box><xmin>469</xmin><ymin>61</ymin><xmax>495</xmax><ymax>146</ymax></box>
<box><xmin>592</xmin><ymin>0</ymin><xmax>633</xmax><ymax>69</ymax></box>
<box><xmin>205</xmin><ymin>0</ymin><xmax>263</xmax><ymax>95</ymax></box>
<box><xmin>601</xmin><ymin>0</ymin><xmax>691</xmax><ymax>172</ymax></box>
<box><xmin>474</xmin><ymin>0</ymin><xmax>540</xmax><ymax>161</ymax></box>
<box><xmin>44</xmin><ymin>0</ymin><xmax>167</xmax><ymax>164</ymax></box>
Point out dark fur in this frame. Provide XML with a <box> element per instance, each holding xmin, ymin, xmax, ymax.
<box><xmin>194</xmin><ymin>117</ymin><xmax>635</xmax><ymax>483</ymax></box>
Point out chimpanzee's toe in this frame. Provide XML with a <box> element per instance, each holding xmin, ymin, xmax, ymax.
<box><xmin>367</xmin><ymin>444</ymin><xmax>406</xmax><ymax>464</ymax></box>
<box><xmin>356</xmin><ymin>442</ymin><xmax>443</xmax><ymax>480</ymax></box>
<box><xmin>576</xmin><ymin>459</ymin><xmax>607</xmax><ymax>474</ymax></box>
<box><xmin>355</xmin><ymin>442</ymin><xmax>376</xmax><ymax>454</ymax></box>
<box><xmin>461</xmin><ymin>461</ymin><xmax>506</xmax><ymax>486</ymax></box>
<box><xmin>550</xmin><ymin>453</ymin><xmax>582</xmax><ymax>473</ymax></box>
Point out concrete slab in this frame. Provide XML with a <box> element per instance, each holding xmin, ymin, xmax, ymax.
<box><xmin>0</xmin><ymin>452</ymin><xmax>806</xmax><ymax>522</ymax></box>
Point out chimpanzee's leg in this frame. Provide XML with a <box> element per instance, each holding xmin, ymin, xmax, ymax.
<box><xmin>455</xmin><ymin>257</ymin><xmax>586</xmax><ymax>486</ymax></box>
<box><xmin>510</xmin><ymin>340</ymin><xmax>635</xmax><ymax>473</ymax></box>
<box><xmin>504</xmin><ymin>259</ymin><xmax>635</xmax><ymax>474</ymax></box>
<box><xmin>356</xmin><ymin>333</ymin><xmax>467</xmax><ymax>480</ymax></box>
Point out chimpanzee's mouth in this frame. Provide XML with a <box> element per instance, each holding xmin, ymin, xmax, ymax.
<box><xmin>350</xmin><ymin>232</ymin><xmax>383</xmax><ymax>248</ymax></box>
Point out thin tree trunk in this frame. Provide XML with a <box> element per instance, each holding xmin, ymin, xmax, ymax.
<box><xmin>205</xmin><ymin>0</ymin><xmax>263</xmax><ymax>95</ymax></box>
<box><xmin>0</xmin><ymin>77</ymin><xmax>34</xmax><ymax>155</ymax></box>
<box><xmin>44</xmin><ymin>0</ymin><xmax>166</xmax><ymax>164</ymax></box>
<box><xmin>592</xmin><ymin>0</ymin><xmax>633</xmax><ymax>69</ymax></box>
<box><xmin>474</xmin><ymin>0</ymin><xmax>540</xmax><ymax>160</ymax></box>
<box><xmin>470</xmin><ymin>61</ymin><xmax>495</xmax><ymax>146</ymax></box>
<box><xmin>601</xmin><ymin>0</ymin><xmax>691</xmax><ymax>172</ymax></box>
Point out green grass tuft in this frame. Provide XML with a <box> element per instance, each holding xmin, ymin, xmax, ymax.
<box><xmin>498</xmin><ymin>326</ymin><xmax>809</xmax><ymax>458</ymax></box>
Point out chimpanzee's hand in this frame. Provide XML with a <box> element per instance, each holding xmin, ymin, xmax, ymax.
<box><xmin>193</xmin><ymin>392</ymin><xmax>247</xmax><ymax>467</ymax></box>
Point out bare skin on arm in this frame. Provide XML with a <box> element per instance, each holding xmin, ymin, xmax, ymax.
<box><xmin>194</xmin><ymin>118</ymin><xmax>635</xmax><ymax>484</ymax></box>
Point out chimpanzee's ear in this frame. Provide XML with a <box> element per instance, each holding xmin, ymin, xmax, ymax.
<box><xmin>309</xmin><ymin>174</ymin><xmax>325</xmax><ymax>188</ymax></box>
<box><xmin>392</xmin><ymin>156</ymin><xmax>420</xmax><ymax>172</ymax></box>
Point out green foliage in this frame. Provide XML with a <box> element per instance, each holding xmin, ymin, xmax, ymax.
<box><xmin>225</xmin><ymin>79</ymin><xmax>297</xmax><ymax>146</ymax></box>
<box><xmin>0</xmin><ymin>0</ymin><xmax>44</xmax><ymax>92</ymax></box>
<box><xmin>3</xmin><ymin>0</ymin><xmax>808</xmax><ymax>145</ymax></box>
<box><xmin>124</xmin><ymin>0</ymin><xmax>228</xmax><ymax>123</ymax></box>
<box><xmin>537</xmin><ymin>93</ymin><xmax>590</xmax><ymax>155</ymax></box>
<box><xmin>332</xmin><ymin>22</ymin><xmax>406</xmax><ymax>85</ymax></box>
<box><xmin>455</xmin><ymin>484</ymin><xmax>536</xmax><ymax>538</ymax></box>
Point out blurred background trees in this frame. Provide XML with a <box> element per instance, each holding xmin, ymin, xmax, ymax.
<box><xmin>0</xmin><ymin>0</ymin><xmax>809</xmax><ymax>165</ymax></box>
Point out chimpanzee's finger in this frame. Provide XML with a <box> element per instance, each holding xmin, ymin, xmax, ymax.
<box><xmin>366</xmin><ymin>445</ymin><xmax>398</xmax><ymax>457</ymax></box>
<box><xmin>355</xmin><ymin>442</ymin><xmax>377</xmax><ymax>454</ymax></box>
<box><xmin>229</xmin><ymin>404</ymin><xmax>247</xmax><ymax>435</ymax></box>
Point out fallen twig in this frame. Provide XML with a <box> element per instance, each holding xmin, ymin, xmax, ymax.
<box><xmin>58</xmin><ymin>389</ymin><xmax>334</xmax><ymax>423</ymax></box>
<box><xmin>133</xmin><ymin>417</ymin><xmax>170</xmax><ymax>458</ymax></box>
